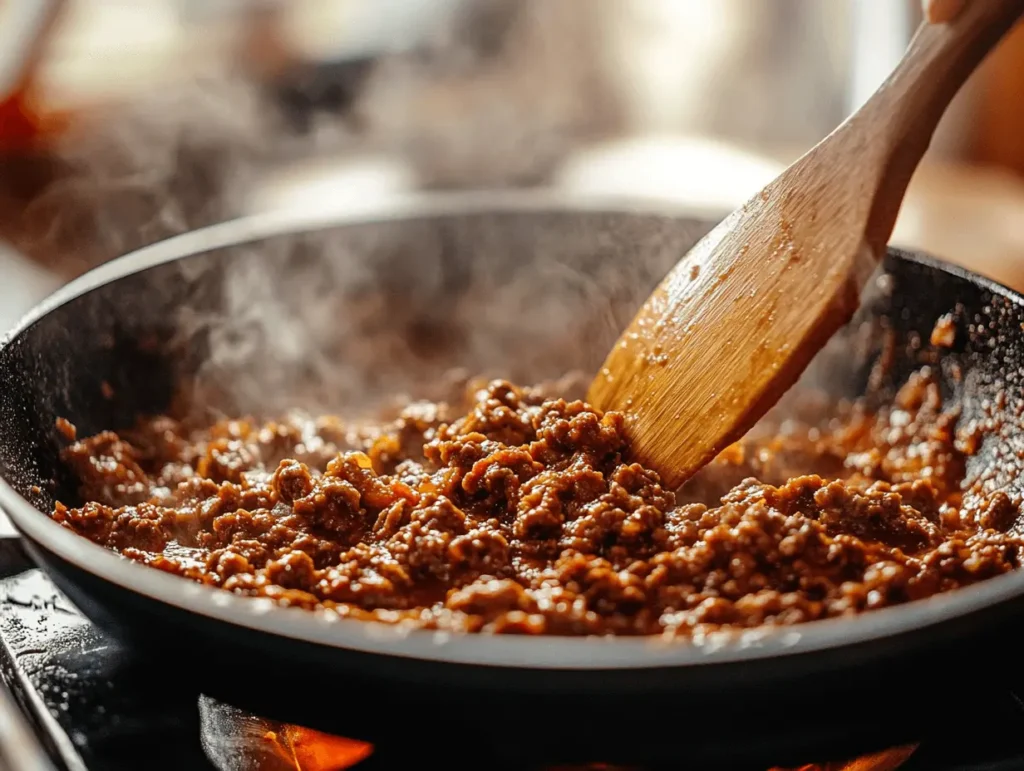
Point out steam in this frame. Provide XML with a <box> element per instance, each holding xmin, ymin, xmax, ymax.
<box><xmin>167</xmin><ymin>205</ymin><xmax>713</xmax><ymax>422</ymax></box>
<box><xmin>0</xmin><ymin>1</ymin><xmax>647</xmax><ymax>424</ymax></box>
<box><xmin>358</xmin><ymin>0</ymin><xmax>622</xmax><ymax>188</ymax></box>
<box><xmin>6</xmin><ymin>74</ymin><xmax>292</xmax><ymax>279</ymax></box>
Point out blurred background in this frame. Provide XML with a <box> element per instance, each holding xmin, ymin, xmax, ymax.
<box><xmin>2</xmin><ymin>0</ymin><xmax>1024</xmax><ymax>332</ymax></box>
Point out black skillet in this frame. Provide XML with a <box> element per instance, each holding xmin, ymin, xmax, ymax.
<box><xmin>3</xmin><ymin>191</ymin><xmax>1024</xmax><ymax>769</ymax></box>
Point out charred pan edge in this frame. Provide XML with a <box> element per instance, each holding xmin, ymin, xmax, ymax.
<box><xmin>3</xmin><ymin>189</ymin><xmax>1024</xmax><ymax>669</ymax></box>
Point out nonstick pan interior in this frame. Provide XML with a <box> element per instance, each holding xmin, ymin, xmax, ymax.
<box><xmin>0</xmin><ymin>195</ymin><xmax>721</xmax><ymax>512</ymax></box>
<box><xmin>4</xmin><ymin>191</ymin><xmax>1024</xmax><ymax>766</ymax></box>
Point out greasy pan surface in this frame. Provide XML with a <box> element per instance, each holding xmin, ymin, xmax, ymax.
<box><xmin>4</xmin><ymin>191</ymin><xmax>1024</xmax><ymax>766</ymax></box>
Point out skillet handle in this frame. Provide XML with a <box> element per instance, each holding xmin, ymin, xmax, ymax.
<box><xmin>0</xmin><ymin>508</ymin><xmax>34</xmax><ymax>580</ymax></box>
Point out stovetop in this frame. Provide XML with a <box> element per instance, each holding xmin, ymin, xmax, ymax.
<box><xmin>5</xmin><ymin>556</ymin><xmax>1024</xmax><ymax>771</ymax></box>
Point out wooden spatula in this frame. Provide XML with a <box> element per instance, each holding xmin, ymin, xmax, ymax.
<box><xmin>588</xmin><ymin>0</ymin><xmax>1024</xmax><ymax>490</ymax></box>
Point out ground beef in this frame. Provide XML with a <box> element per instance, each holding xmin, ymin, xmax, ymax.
<box><xmin>50</xmin><ymin>370</ymin><xmax>1024</xmax><ymax>637</ymax></box>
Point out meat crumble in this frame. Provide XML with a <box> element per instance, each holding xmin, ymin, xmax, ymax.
<box><xmin>50</xmin><ymin>370</ymin><xmax>1024</xmax><ymax>637</ymax></box>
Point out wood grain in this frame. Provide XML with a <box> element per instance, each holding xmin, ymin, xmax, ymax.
<box><xmin>589</xmin><ymin>0</ymin><xmax>1024</xmax><ymax>489</ymax></box>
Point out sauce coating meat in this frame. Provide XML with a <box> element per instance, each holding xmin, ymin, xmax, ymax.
<box><xmin>51</xmin><ymin>370</ymin><xmax>1024</xmax><ymax>637</ymax></box>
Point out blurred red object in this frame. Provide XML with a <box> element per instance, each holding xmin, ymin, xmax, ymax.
<box><xmin>0</xmin><ymin>0</ymin><xmax>69</xmax><ymax>152</ymax></box>
<box><xmin>0</xmin><ymin>85</ymin><xmax>69</xmax><ymax>152</ymax></box>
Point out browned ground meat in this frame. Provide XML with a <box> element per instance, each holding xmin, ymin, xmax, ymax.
<box><xmin>51</xmin><ymin>370</ymin><xmax>1024</xmax><ymax>637</ymax></box>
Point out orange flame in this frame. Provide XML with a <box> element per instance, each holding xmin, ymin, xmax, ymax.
<box><xmin>771</xmin><ymin>744</ymin><xmax>918</xmax><ymax>771</ymax></box>
<box><xmin>262</xmin><ymin>726</ymin><xmax>374</xmax><ymax>771</ymax></box>
<box><xmin>258</xmin><ymin>724</ymin><xmax>915</xmax><ymax>771</ymax></box>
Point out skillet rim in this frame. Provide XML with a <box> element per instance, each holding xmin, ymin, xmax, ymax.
<box><xmin>2</xmin><ymin>187</ymin><xmax>1023</xmax><ymax>670</ymax></box>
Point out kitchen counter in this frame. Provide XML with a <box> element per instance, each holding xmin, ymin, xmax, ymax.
<box><xmin>5</xmin><ymin>136</ymin><xmax>1024</xmax><ymax>318</ymax></box>
<box><xmin>554</xmin><ymin>134</ymin><xmax>1024</xmax><ymax>292</ymax></box>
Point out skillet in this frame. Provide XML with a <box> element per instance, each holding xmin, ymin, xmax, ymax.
<box><xmin>3</xmin><ymin>190</ymin><xmax>1024</xmax><ymax>768</ymax></box>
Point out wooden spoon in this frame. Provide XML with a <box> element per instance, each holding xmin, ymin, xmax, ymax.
<box><xmin>588</xmin><ymin>0</ymin><xmax>1024</xmax><ymax>490</ymax></box>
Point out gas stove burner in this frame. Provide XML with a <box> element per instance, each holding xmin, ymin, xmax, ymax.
<box><xmin>197</xmin><ymin>699</ymin><xmax>921</xmax><ymax>771</ymax></box>
<box><xmin>199</xmin><ymin>699</ymin><xmax>373</xmax><ymax>771</ymax></box>
<box><xmin>3</xmin><ymin>564</ymin><xmax>1024</xmax><ymax>771</ymax></box>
